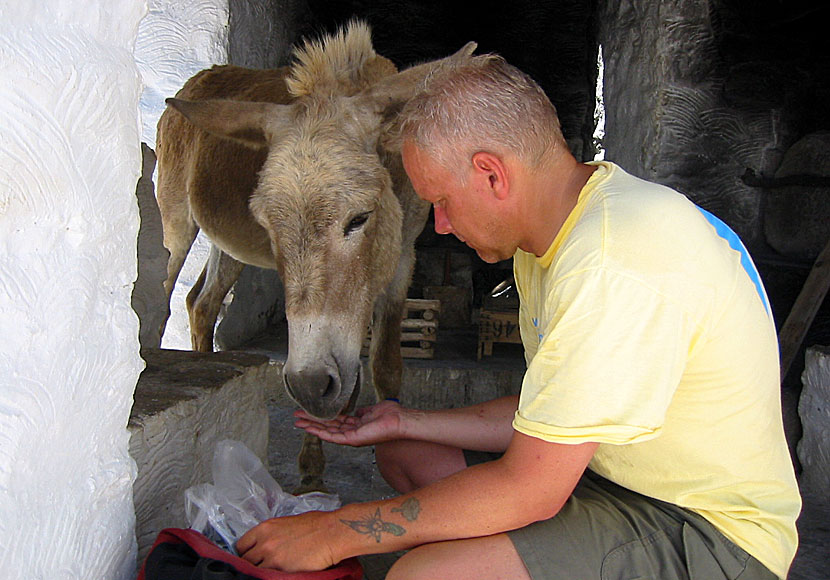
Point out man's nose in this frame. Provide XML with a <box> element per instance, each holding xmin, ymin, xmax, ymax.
<box><xmin>433</xmin><ymin>205</ymin><xmax>453</xmax><ymax>235</ymax></box>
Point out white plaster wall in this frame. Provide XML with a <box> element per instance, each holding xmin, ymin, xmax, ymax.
<box><xmin>135</xmin><ymin>0</ymin><xmax>229</xmax><ymax>149</ymax></box>
<box><xmin>0</xmin><ymin>1</ymin><xmax>146</xmax><ymax>578</ymax></box>
<box><xmin>135</xmin><ymin>0</ymin><xmax>230</xmax><ymax>350</ymax></box>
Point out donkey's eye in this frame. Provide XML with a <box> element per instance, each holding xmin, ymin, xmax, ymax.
<box><xmin>344</xmin><ymin>212</ymin><xmax>371</xmax><ymax>236</ymax></box>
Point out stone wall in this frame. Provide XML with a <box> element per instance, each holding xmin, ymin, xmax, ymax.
<box><xmin>597</xmin><ymin>0</ymin><xmax>828</xmax><ymax>256</ymax></box>
<box><xmin>133</xmin><ymin>145</ymin><xmax>169</xmax><ymax>349</ymax></box>
<box><xmin>599</xmin><ymin>0</ymin><xmax>774</xmax><ymax>249</ymax></box>
<box><xmin>798</xmin><ymin>346</ymin><xmax>830</xmax><ymax>496</ymax></box>
<box><xmin>229</xmin><ymin>0</ymin><xmax>311</xmax><ymax>69</ymax></box>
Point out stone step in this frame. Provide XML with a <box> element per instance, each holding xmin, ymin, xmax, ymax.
<box><xmin>129</xmin><ymin>348</ymin><xmax>275</xmax><ymax>564</ymax></box>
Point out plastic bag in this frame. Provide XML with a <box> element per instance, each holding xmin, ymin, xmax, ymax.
<box><xmin>184</xmin><ymin>439</ymin><xmax>341</xmax><ymax>554</ymax></box>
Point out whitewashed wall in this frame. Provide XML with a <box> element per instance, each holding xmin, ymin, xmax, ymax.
<box><xmin>135</xmin><ymin>0</ymin><xmax>229</xmax><ymax>149</ymax></box>
<box><xmin>0</xmin><ymin>1</ymin><xmax>146</xmax><ymax>579</ymax></box>
<box><xmin>135</xmin><ymin>0</ymin><xmax>230</xmax><ymax>350</ymax></box>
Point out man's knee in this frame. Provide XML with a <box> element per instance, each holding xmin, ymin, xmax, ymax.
<box><xmin>386</xmin><ymin>535</ymin><xmax>531</xmax><ymax>580</ymax></box>
<box><xmin>375</xmin><ymin>440</ymin><xmax>418</xmax><ymax>493</ymax></box>
<box><xmin>375</xmin><ymin>440</ymin><xmax>467</xmax><ymax>494</ymax></box>
<box><xmin>386</xmin><ymin>543</ymin><xmax>472</xmax><ymax>580</ymax></box>
<box><xmin>385</xmin><ymin>545</ymin><xmax>431</xmax><ymax>580</ymax></box>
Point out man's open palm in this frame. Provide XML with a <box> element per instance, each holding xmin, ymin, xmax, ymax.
<box><xmin>293</xmin><ymin>400</ymin><xmax>405</xmax><ymax>447</ymax></box>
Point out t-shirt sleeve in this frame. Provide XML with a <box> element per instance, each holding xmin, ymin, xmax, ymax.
<box><xmin>513</xmin><ymin>266</ymin><xmax>695</xmax><ymax>445</ymax></box>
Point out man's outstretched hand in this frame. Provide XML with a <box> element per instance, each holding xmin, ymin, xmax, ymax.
<box><xmin>294</xmin><ymin>399</ymin><xmax>410</xmax><ymax>447</ymax></box>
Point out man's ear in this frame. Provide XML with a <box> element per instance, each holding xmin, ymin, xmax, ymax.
<box><xmin>471</xmin><ymin>151</ymin><xmax>509</xmax><ymax>199</ymax></box>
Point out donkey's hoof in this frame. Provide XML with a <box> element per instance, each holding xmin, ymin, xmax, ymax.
<box><xmin>294</xmin><ymin>475</ymin><xmax>330</xmax><ymax>495</ymax></box>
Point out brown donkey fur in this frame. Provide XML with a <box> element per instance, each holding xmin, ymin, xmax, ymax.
<box><xmin>156</xmin><ymin>21</ymin><xmax>475</xmax><ymax>489</ymax></box>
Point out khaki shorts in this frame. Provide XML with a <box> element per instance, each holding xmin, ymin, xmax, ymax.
<box><xmin>463</xmin><ymin>451</ymin><xmax>778</xmax><ymax>580</ymax></box>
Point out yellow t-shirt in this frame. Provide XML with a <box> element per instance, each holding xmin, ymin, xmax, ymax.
<box><xmin>512</xmin><ymin>162</ymin><xmax>800</xmax><ymax>579</ymax></box>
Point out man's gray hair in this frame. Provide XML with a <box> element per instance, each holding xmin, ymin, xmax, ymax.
<box><xmin>398</xmin><ymin>54</ymin><xmax>565</xmax><ymax>172</ymax></box>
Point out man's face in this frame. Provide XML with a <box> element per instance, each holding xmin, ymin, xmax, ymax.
<box><xmin>402</xmin><ymin>142</ymin><xmax>512</xmax><ymax>263</ymax></box>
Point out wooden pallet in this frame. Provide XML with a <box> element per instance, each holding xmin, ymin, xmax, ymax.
<box><xmin>478</xmin><ymin>308</ymin><xmax>522</xmax><ymax>360</ymax></box>
<box><xmin>363</xmin><ymin>298</ymin><xmax>441</xmax><ymax>359</ymax></box>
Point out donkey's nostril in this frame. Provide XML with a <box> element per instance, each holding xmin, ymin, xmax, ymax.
<box><xmin>285</xmin><ymin>366</ymin><xmax>339</xmax><ymax>402</ymax></box>
<box><xmin>322</xmin><ymin>374</ymin><xmax>337</xmax><ymax>400</ymax></box>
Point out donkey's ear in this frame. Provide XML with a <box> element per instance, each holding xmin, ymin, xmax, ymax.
<box><xmin>165</xmin><ymin>98</ymin><xmax>294</xmax><ymax>149</ymax></box>
<box><xmin>359</xmin><ymin>41</ymin><xmax>477</xmax><ymax>116</ymax></box>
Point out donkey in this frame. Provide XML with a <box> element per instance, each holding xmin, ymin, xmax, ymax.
<box><xmin>156</xmin><ymin>21</ymin><xmax>475</xmax><ymax>489</ymax></box>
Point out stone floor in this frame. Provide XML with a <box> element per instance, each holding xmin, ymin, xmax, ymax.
<box><xmin>252</xmin><ymin>328</ymin><xmax>830</xmax><ymax>579</ymax></box>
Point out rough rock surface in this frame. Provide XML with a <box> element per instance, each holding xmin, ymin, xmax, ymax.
<box><xmin>766</xmin><ymin>132</ymin><xmax>830</xmax><ymax>261</ymax></box>
<box><xmin>597</xmin><ymin>0</ymin><xmax>800</xmax><ymax>249</ymax></box>
<box><xmin>133</xmin><ymin>144</ymin><xmax>169</xmax><ymax>349</ymax></box>
<box><xmin>216</xmin><ymin>268</ymin><xmax>286</xmax><ymax>350</ymax></box>
<box><xmin>130</xmin><ymin>349</ymin><xmax>273</xmax><ymax>564</ymax></box>
<box><xmin>792</xmin><ymin>345</ymin><xmax>830</xmax><ymax>580</ymax></box>
<box><xmin>797</xmin><ymin>345</ymin><xmax>830</xmax><ymax>497</ymax></box>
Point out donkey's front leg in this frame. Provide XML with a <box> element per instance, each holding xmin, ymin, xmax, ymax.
<box><xmin>370</xmin><ymin>240</ymin><xmax>418</xmax><ymax>401</ymax></box>
<box><xmin>369</xmin><ymin>296</ymin><xmax>405</xmax><ymax>402</ymax></box>
<box><xmin>296</xmin><ymin>432</ymin><xmax>328</xmax><ymax>493</ymax></box>
<box><xmin>369</xmin><ymin>243</ymin><xmax>415</xmax><ymax>402</ymax></box>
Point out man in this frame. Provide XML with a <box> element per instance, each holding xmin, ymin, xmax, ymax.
<box><xmin>238</xmin><ymin>54</ymin><xmax>800</xmax><ymax>579</ymax></box>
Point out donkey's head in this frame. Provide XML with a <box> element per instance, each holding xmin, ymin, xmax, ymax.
<box><xmin>166</xmin><ymin>22</ymin><xmax>475</xmax><ymax>418</ymax></box>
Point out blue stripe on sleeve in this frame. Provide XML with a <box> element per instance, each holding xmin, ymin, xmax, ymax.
<box><xmin>695</xmin><ymin>206</ymin><xmax>771</xmax><ymax>316</ymax></box>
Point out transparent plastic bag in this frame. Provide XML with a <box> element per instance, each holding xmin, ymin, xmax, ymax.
<box><xmin>184</xmin><ymin>439</ymin><xmax>340</xmax><ymax>554</ymax></box>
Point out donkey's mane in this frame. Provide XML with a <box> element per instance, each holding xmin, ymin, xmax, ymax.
<box><xmin>287</xmin><ymin>20</ymin><xmax>392</xmax><ymax>98</ymax></box>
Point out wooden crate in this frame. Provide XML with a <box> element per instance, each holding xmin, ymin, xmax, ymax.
<box><xmin>477</xmin><ymin>308</ymin><xmax>522</xmax><ymax>360</ymax></box>
<box><xmin>363</xmin><ymin>298</ymin><xmax>440</xmax><ymax>359</ymax></box>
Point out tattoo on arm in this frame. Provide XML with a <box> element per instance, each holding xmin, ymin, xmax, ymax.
<box><xmin>391</xmin><ymin>497</ymin><xmax>421</xmax><ymax>522</ymax></box>
<box><xmin>340</xmin><ymin>498</ymin><xmax>421</xmax><ymax>543</ymax></box>
<box><xmin>340</xmin><ymin>508</ymin><xmax>406</xmax><ymax>543</ymax></box>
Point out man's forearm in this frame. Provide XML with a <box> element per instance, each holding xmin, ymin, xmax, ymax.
<box><xmin>329</xmin><ymin>432</ymin><xmax>596</xmax><ymax>562</ymax></box>
<box><xmin>331</xmin><ymin>447</ymin><xmax>544</xmax><ymax>559</ymax></box>
<box><xmin>400</xmin><ymin>395</ymin><xmax>518</xmax><ymax>452</ymax></box>
<box><xmin>236</xmin><ymin>432</ymin><xmax>596</xmax><ymax>571</ymax></box>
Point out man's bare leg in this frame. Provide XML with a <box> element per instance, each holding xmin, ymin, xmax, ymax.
<box><xmin>386</xmin><ymin>533</ymin><xmax>532</xmax><ymax>580</ymax></box>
